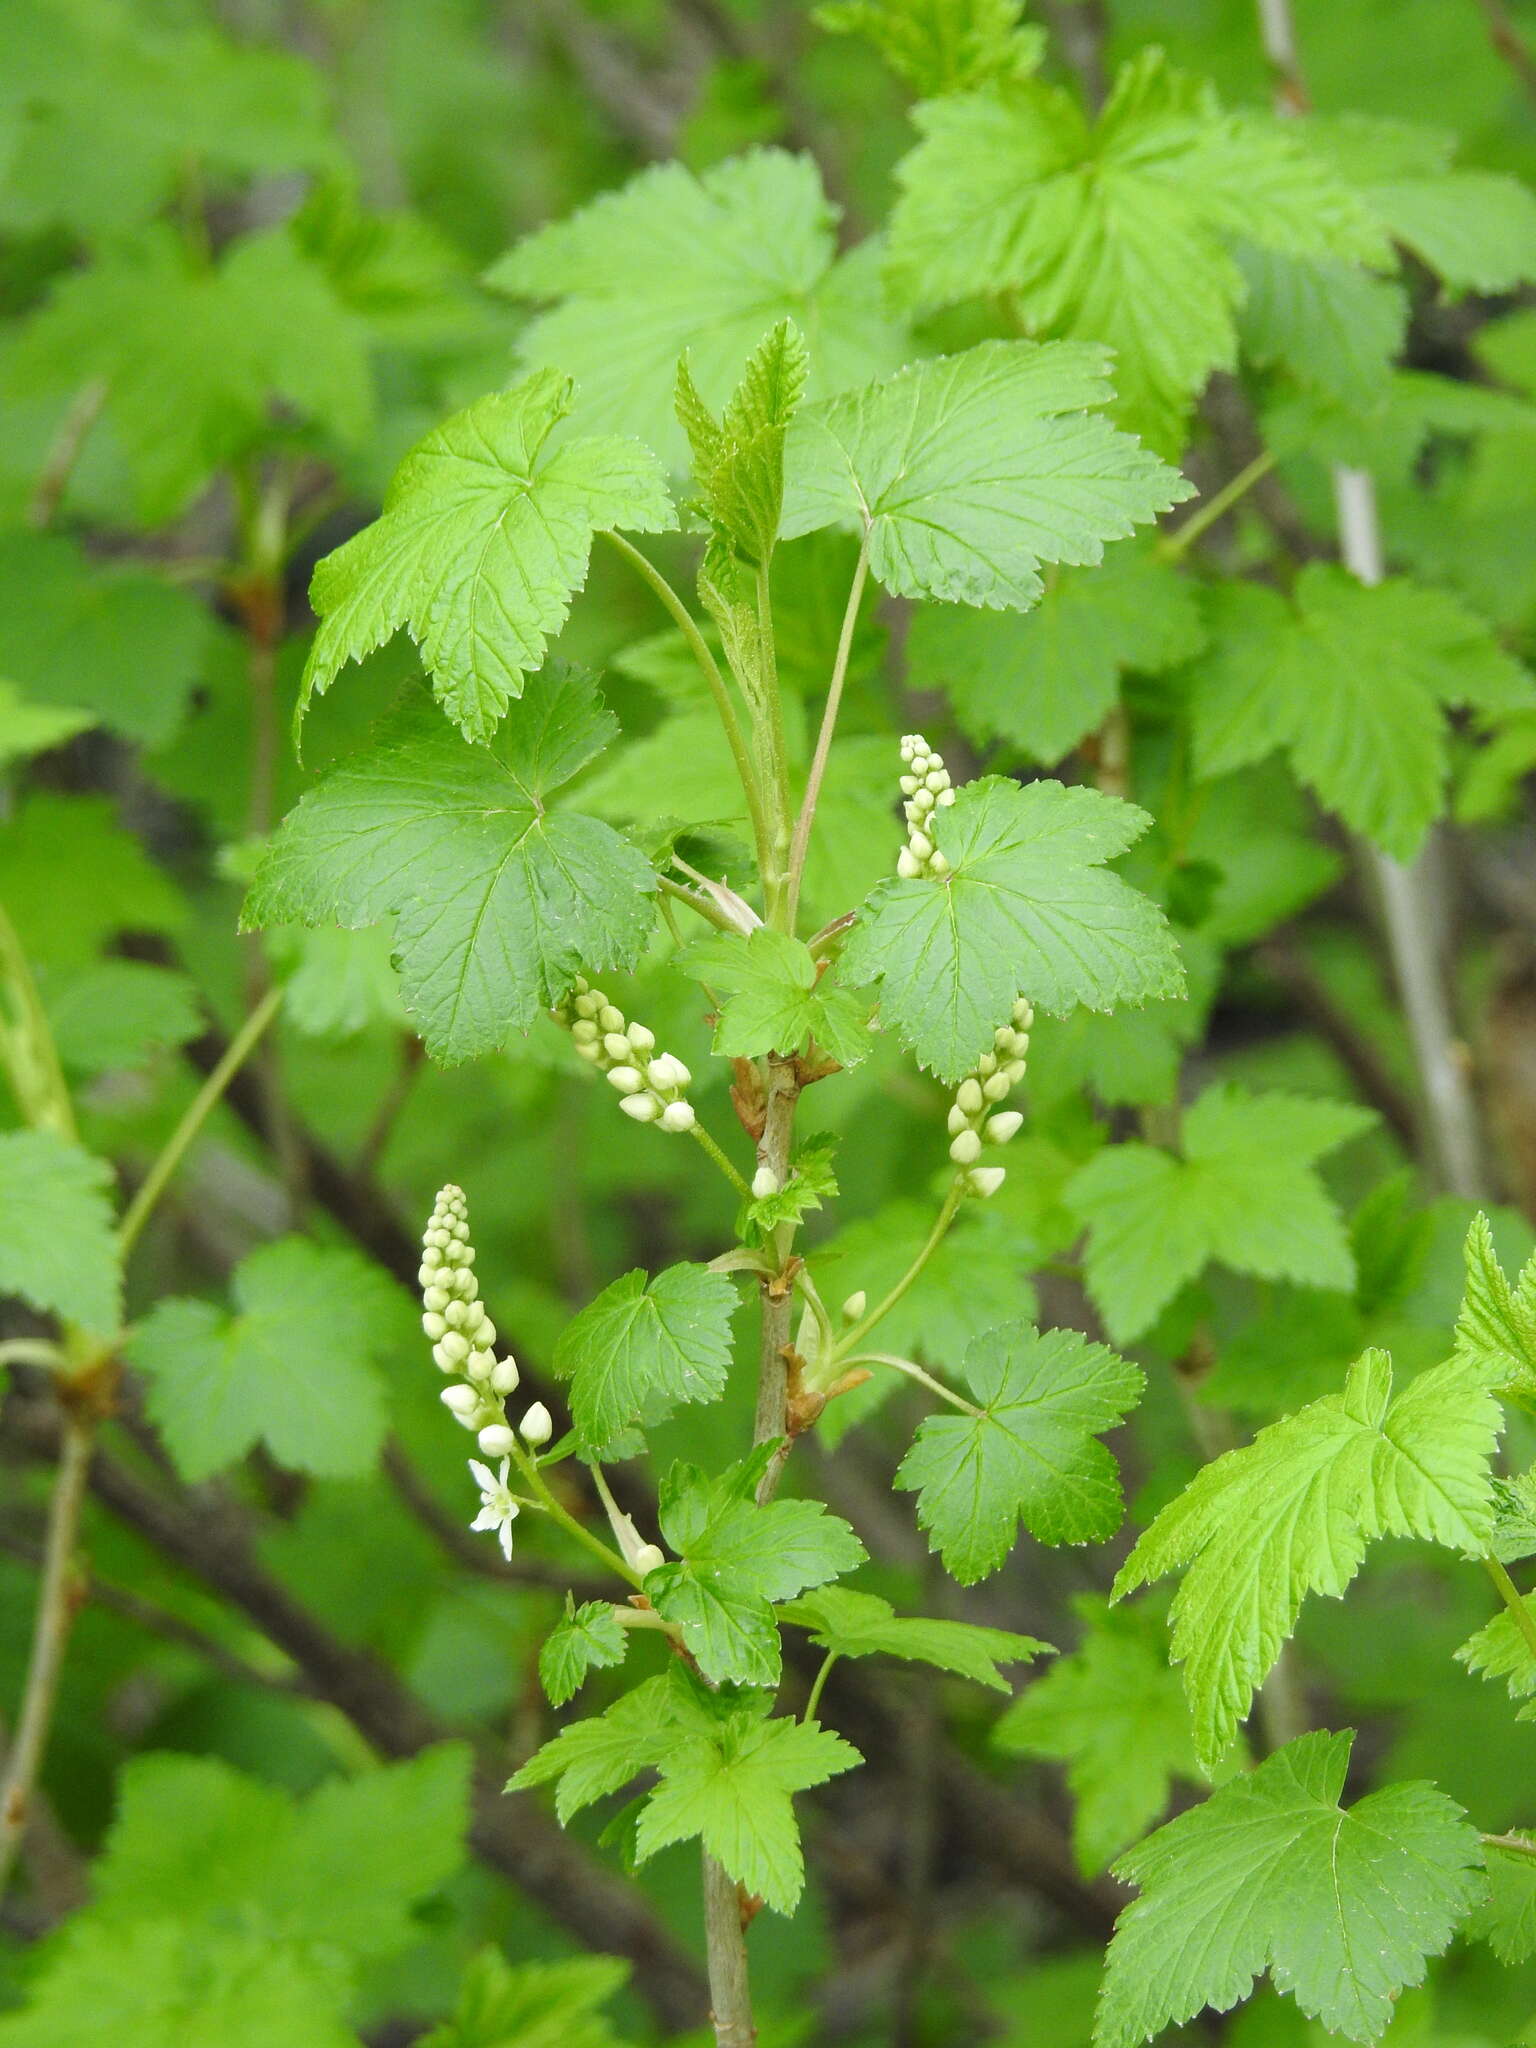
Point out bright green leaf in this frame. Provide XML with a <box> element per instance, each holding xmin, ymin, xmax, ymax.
<box><xmin>539</xmin><ymin>1601</ymin><xmax>629</xmax><ymax>1709</ymax></box>
<box><xmin>679</xmin><ymin>927</ymin><xmax>871</xmax><ymax>1065</ymax></box>
<box><xmin>0</xmin><ymin>1129</ymin><xmax>120</xmax><ymax>1337</ymax></box>
<box><xmin>552</xmin><ymin>1261</ymin><xmax>738</xmax><ymax>1455</ymax></box>
<box><xmin>782</xmin><ymin>1584</ymin><xmax>1047</xmax><ymax>1690</ymax></box>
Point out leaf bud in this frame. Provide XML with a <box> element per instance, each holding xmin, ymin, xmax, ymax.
<box><xmin>520</xmin><ymin>1401</ymin><xmax>553</xmax><ymax>1446</ymax></box>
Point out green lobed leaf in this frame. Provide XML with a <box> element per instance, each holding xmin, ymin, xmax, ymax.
<box><xmin>633</xmin><ymin>1710</ymin><xmax>860</xmax><ymax>1914</ymax></box>
<box><xmin>908</xmin><ymin>541</ymin><xmax>1206</xmax><ymax>763</ymax></box>
<box><xmin>886</xmin><ymin>51</ymin><xmax>1388</xmax><ymax>452</ymax></box>
<box><xmin>300</xmin><ymin>371</ymin><xmax>675</xmax><ymax>741</ymax></box>
<box><xmin>1454</xmin><ymin>1589</ymin><xmax>1536</xmax><ymax>1718</ymax></box>
<box><xmin>1186</xmin><ymin>567</ymin><xmax>1536</xmax><ymax>860</ymax></box>
<box><xmin>782</xmin><ymin>1584</ymin><xmax>1048</xmax><ymax>1691</ymax></box>
<box><xmin>1067</xmin><ymin>1084</ymin><xmax>1376</xmax><ymax>1344</ymax></box>
<box><xmin>127</xmin><ymin>1239</ymin><xmax>402</xmax><ymax>1480</ymax></box>
<box><xmin>416</xmin><ymin>1950</ymin><xmax>630</xmax><ymax>2048</ymax></box>
<box><xmin>0</xmin><ymin>793</ymin><xmax>185</xmax><ymax>970</ymax></box>
<box><xmin>1095</xmin><ymin>1730</ymin><xmax>1486</xmax><ymax>2048</ymax></box>
<box><xmin>679</xmin><ymin>927</ymin><xmax>872</xmax><ymax>1066</ymax></box>
<box><xmin>1115</xmin><ymin>1350</ymin><xmax>1502</xmax><ymax>1769</ymax></box>
<box><xmin>677</xmin><ymin>317</ymin><xmax>808</xmax><ymax>564</ymax></box>
<box><xmin>1469</xmin><ymin>1834</ymin><xmax>1536</xmax><ymax>1965</ymax></box>
<box><xmin>243</xmin><ymin>674</ymin><xmax>656</xmax><ymax>1063</ymax></box>
<box><xmin>843</xmin><ymin>775</ymin><xmax>1182</xmax><ymax>1082</ymax></box>
<box><xmin>740</xmin><ymin>1137</ymin><xmax>839</xmax><ymax>1237</ymax></box>
<box><xmin>7</xmin><ymin>224</ymin><xmax>371</xmax><ymax>523</ymax></box>
<box><xmin>552</xmin><ymin>1261</ymin><xmax>738</xmax><ymax>1455</ymax></box>
<box><xmin>538</xmin><ymin>1600</ymin><xmax>629</xmax><ymax>1709</ymax></box>
<box><xmin>814</xmin><ymin>0</ymin><xmax>1045</xmax><ymax>94</ymax></box>
<box><xmin>1455</xmin><ymin>1210</ymin><xmax>1536</xmax><ymax>1399</ymax></box>
<box><xmin>488</xmin><ymin>150</ymin><xmax>909</xmax><ymax>465</ymax></box>
<box><xmin>0</xmin><ymin>1129</ymin><xmax>120</xmax><ymax>1337</ymax></box>
<box><xmin>509</xmin><ymin>1675</ymin><xmax>681</xmax><ymax>1826</ymax></box>
<box><xmin>42</xmin><ymin>960</ymin><xmax>202</xmax><ymax>1076</ymax></box>
<box><xmin>649</xmin><ymin>1456</ymin><xmax>867</xmax><ymax>1685</ymax></box>
<box><xmin>781</xmin><ymin>339</ymin><xmax>1192</xmax><ymax>609</ymax></box>
<box><xmin>995</xmin><ymin>1594</ymin><xmax>1210</xmax><ymax>1874</ymax></box>
<box><xmin>895</xmin><ymin>1322</ymin><xmax>1144</xmax><ymax>1583</ymax></box>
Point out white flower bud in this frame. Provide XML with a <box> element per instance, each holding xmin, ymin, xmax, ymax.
<box><xmin>1001</xmin><ymin>1059</ymin><xmax>1027</xmax><ymax>1088</ymax></box>
<box><xmin>620</xmin><ymin>1091</ymin><xmax>662</xmax><ymax>1123</ymax></box>
<box><xmin>928</xmin><ymin>851</ymin><xmax>950</xmax><ymax>877</ymax></box>
<box><xmin>571</xmin><ymin>1019</ymin><xmax>600</xmax><ymax>1045</ymax></box>
<box><xmin>752</xmin><ymin>1164</ymin><xmax>779</xmax><ymax>1199</ymax></box>
<box><xmin>423</xmin><ymin>1285</ymin><xmax>450</xmax><ymax>1314</ymax></box>
<box><xmin>1013</xmin><ymin>998</ymin><xmax>1034</xmax><ymax>1027</ymax></box>
<box><xmin>574</xmin><ymin>992</ymin><xmax>602</xmax><ymax>1019</ymax></box>
<box><xmin>441</xmin><ymin>1383</ymin><xmax>479</xmax><ymax>1417</ymax></box>
<box><xmin>520</xmin><ymin>1402</ymin><xmax>553</xmax><ymax>1447</ymax></box>
<box><xmin>842</xmin><ymin>1290</ymin><xmax>867</xmax><ymax>1321</ymax></box>
<box><xmin>466</xmin><ymin>1348</ymin><xmax>496</xmax><ymax>1380</ymax></box>
<box><xmin>602</xmin><ymin>1031</ymin><xmax>632</xmax><ymax>1061</ymax></box>
<box><xmin>574</xmin><ymin>1037</ymin><xmax>603</xmax><ymax>1062</ymax></box>
<box><xmin>646</xmin><ymin>1052</ymin><xmax>691</xmax><ymax>1091</ymax></box>
<box><xmin>983</xmin><ymin>1071</ymin><xmax>1011</xmax><ymax>1102</ymax></box>
<box><xmin>491</xmin><ymin>1355</ymin><xmax>521</xmax><ymax>1395</ymax></box>
<box><xmin>935</xmin><ymin>786</ymin><xmax>956</xmax><ymax>806</ymax></box>
<box><xmin>627</xmin><ymin>1022</ymin><xmax>656</xmax><ymax>1055</ymax></box>
<box><xmin>976</xmin><ymin>1052</ymin><xmax>998</xmax><ymax>1077</ymax></box>
<box><xmin>966</xmin><ymin>1166</ymin><xmax>1006</xmax><ymax>1198</ymax></box>
<box><xmin>633</xmin><ymin>1542</ymin><xmax>665</xmax><ymax>1575</ymax></box>
<box><xmin>956</xmin><ymin>1078</ymin><xmax>984</xmax><ymax>1116</ymax></box>
<box><xmin>436</xmin><ymin>1330</ymin><xmax>470</xmax><ymax>1367</ymax></box>
<box><xmin>899</xmin><ymin>774</ymin><xmax>919</xmax><ymax>796</ymax></box>
<box><xmin>607</xmin><ymin>1064</ymin><xmax>644</xmax><ymax>1093</ymax></box>
<box><xmin>908</xmin><ymin>831</ymin><xmax>934</xmax><ymax>862</ymax></box>
<box><xmin>420</xmin><ymin>1246</ymin><xmax>442</xmax><ymax>1271</ymax></box>
<box><xmin>911</xmin><ymin>785</ymin><xmax>936</xmax><ymax>814</ymax></box>
<box><xmin>897</xmin><ymin>847</ymin><xmax>923</xmax><ymax>879</ymax></box>
<box><xmin>422</xmin><ymin>1312</ymin><xmax>446</xmax><ymax>1340</ymax></box>
<box><xmin>949</xmin><ymin>1129</ymin><xmax>983</xmax><ymax>1166</ymax></box>
<box><xmin>947</xmin><ymin>1103</ymin><xmax>971</xmax><ymax>1135</ymax></box>
<box><xmin>987</xmin><ymin>1111</ymin><xmax>1024</xmax><ymax>1145</ymax></box>
<box><xmin>598</xmin><ymin>1005</ymin><xmax>626</xmax><ymax>1033</ymax></box>
<box><xmin>477</xmin><ymin>1423</ymin><xmax>516</xmax><ymax>1457</ymax></box>
<box><xmin>658</xmin><ymin>1100</ymin><xmax>696</xmax><ymax>1132</ymax></box>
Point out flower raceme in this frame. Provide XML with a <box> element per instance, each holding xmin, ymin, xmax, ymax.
<box><xmin>947</xmin><ymin>999</ymin><xmax>1032</xmax><ymax>1199</ymax></box>
<box><xmin>896</xmin><ymin>732</ymin><xmax>957</xmax><ymax>878</ymax></box>
<box><xmin>420</xmin><ymin>1184</ymin><xmax>556</xmax><ymax>1556</ymax></box>
<box><xmin>552</xmin><ymin>977</ymin><xmax>696</xmax><ymax>1131</ymax></box>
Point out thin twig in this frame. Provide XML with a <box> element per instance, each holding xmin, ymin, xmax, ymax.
<box><xmin>26</xmin><ymin>380</ymin><xmax>107</xmax><ymax>531</ymax></box>
<box><xmin>1472</xmin><ymin>0</ymin><xmax>1536</xmax><ymax>105</ymax></box>
<box><xmin>116</xmin><ymin>984</ymin><xmax>285</xmax><ymax>1261</ymax></box>
<box><xmin>0</xmin><ymin>1415</ymin><xmax>92</xmax><ymax>1891</ymax></box>
<box><xmin>786</xmin><ymin>538</ymin><xmax>870</xmax><ymax>924</ymax></box>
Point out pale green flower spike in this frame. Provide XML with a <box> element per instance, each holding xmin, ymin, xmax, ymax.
<box><xmin>946</xmin><ymin>997</ymin><xmax>1032</xmax><ymax>1198</ymax></box>
<box><xmin>552</xmin><ymin>977</ymin><xmax>696</xmax><ymax>1132</ymax></box>
<box><xmin>896</xmin><ymin>732</ymin><xmax>957</xmax><ymax>879</ymax></box>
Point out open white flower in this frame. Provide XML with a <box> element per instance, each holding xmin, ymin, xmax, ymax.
<box><xmin>468</xmin><ymin>1457</ymin><xmax>520</xmax><ymax>1560</ymax></box>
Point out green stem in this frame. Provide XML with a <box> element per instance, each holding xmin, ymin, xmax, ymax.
<box><xmin>117</xmin><ymin>985</ymin><xmax>284</xmax><ymax>1260</ymax></box>
<box><xmin>844</xmin><ymin>1351</ymin><xmax>982</xmax><ymax>1418</ymax></box>
<box><xmin>513</xmin><ymin>1444</ymin><xmax>644</xmax><ymax>1592</ymax></box>
<box><xmin>0</xmin><ymin>897</ymin><xmax>76</xmax><ymax>1141</ymax></box>
<box><xmin>657</xmin><ymin>874</ymin><xmax>736</xmax><ymax>934</ymax></box>
<box><xmin>785</xmin><ymin>537</ymin><xmax>870</xmax><ymax>926</ymax></box>
<box><xmin>754</xmin><ymin>560</ymin><xmax>794</xmax><ymax>931</ymax></box>
<box><xmin>803</xmin><ymin>1648</ymin><xmax>840</xmax><ymax>1725</ymax></box>
<box><xmin>689</xmin><ymin>1121</ymin><xmax>754</xmax><ymax>1199</ymax></box>
<box><xmin>835</xmin><ymin>1179</ymin><xmax>965</xmax><ymax>1362</ymax></box>
<box><xmin>1483</xmin><ymin>1553</ymin><xmax>1536</xmax><ymax>1666</ymax></box>
<box><xmin>1158</xmin><ymin>450</ymin><xmax>1278</xmax><ymax>564</ymax></box>
<box><xmin>600</xmin><ymin>531</ymin><xmax>771</xmax><ymax>878</ymax></box>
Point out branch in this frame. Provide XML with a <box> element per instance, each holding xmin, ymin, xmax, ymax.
<box><xmin>0</xmin><ymin>1413</ymin><xmax>92</xmax><ymax>1892</ymax></box>
<box><xmin>0</xmin><ymin>1387</ymin><xmax>709</xmax><ymax>2031</ymax></box>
